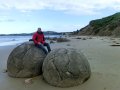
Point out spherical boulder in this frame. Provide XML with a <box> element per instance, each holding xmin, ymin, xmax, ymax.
<box><xmin>7</xmin><ymin>41</ymin><xmax>47</xmax><ymax>78</ymax></box>
<box><xmin>42</xmin><ymin>48</ymin><xmax>91</xmax><ymax>87</ymax></box>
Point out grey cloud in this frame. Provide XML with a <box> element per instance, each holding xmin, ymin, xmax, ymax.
<box><xmin>0</xmin><ymin>0</ymin><xmax>120</xmax><ymax>15</ymax></box>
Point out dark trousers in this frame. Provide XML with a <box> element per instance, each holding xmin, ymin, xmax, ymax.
<box><xmin>35</xmin><ymin>42</ymin><xmax>51</xmax><ymax>54</ymax></box>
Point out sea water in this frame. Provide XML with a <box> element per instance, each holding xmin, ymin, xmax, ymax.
<box><xmin>0</xmin><ymin>35</ymin><xmax>60</xmax><ymax>46</ymax></box>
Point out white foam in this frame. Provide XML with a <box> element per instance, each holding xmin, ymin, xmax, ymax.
<box><xmin>0</xmin><ymin>36</ymin><xmax>31</xmax><ymax>46</ymax></box>
<box><xmin>0</xmin><ymin>40</ymin><xmax>28</xmax><ymax>46</ymax></box>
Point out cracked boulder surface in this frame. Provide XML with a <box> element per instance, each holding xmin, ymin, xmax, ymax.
<box><xmin>7</xmin><ymin>41</ymin><xmax>47</xmax><ymax>78</ymax></box>
<box><xmin>42</xmin><ymin>48</ymin><xmax>91</xmax><ymax>87</ymax></box>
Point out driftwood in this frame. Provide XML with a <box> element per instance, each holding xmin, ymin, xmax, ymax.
<box><xmin>110</xmin><ymin>44</ymin><xmax>120</xmax><ymax>46</ymax></box>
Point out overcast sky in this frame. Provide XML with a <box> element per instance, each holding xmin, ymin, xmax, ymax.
<box><xmin>0</xmin><ymin>0</ymin><xmax>120</xmax><ymax>34</ymax></box>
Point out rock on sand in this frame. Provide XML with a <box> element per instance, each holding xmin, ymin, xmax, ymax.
<box><xmin>42</xmin><ymin>48</ymin><xmax>91</xmax><ymax>87</ymax></box>
<box><xmin>7</xmin><ymin>41</ymin><xmax>47</xmax><ymax>78</ymax></box>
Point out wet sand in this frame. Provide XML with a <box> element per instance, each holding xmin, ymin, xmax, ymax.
<box><xmin>0</xmin><ymin>36</ymin><xmax>120</xmax><ymax>90</ymax></box>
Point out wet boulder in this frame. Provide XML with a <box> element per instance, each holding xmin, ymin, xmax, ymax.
<box><xmin>7</xmin><ymin>41</ymin><xmax>47</xmax><ymax>78</ymax></box>
<box><xmin>42</xmin><ymin>48</ymin><xmax>91</xmax><ymax>87</ymax></box>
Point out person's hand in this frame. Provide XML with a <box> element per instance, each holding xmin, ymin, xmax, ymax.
<box><xmin>38</xmin><ymin>42</ymin><xmax>41</xmax><ymax>45</ymax></box>
<box><xmin>38</xmin><ymin>42</ymin><xmax>43</xmax><ymax>46</ymax></box>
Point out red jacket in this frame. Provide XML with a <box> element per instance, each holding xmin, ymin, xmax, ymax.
<box><xmin>32</xmin><ymin>32</ymin><xmax>45</xmax><ymax>45</ymax></box>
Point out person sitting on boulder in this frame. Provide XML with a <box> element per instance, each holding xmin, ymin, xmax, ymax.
<box><xmin>32</xmin><ymin>27</ymin><xmax>51</xmax><ymax>54</ymax></box>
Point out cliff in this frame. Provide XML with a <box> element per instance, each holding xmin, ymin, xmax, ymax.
<box><xmin>79</xmin><ymin>12</ymin><xmax>120</xmax><ymax>37</ymax></box>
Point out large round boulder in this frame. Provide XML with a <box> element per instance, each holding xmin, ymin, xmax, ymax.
<box><xmin>7</xmin><ymin>41</ymin><xmax>47</xmax><ymax>78</ymax></box>
<box><xmin>42</xmin><ymin>48</ymin><xmax>91</xmax><ymax>87</ymax></box>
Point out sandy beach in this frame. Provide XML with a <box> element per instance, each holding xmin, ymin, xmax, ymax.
<box><xmin>0</xmin><ymin>36</ymin><xmax>120</xmax><ymax>90</ymax></box>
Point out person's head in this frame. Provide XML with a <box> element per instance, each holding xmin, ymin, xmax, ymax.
<box><xmin>37</xmin><ymin>28</ymin><xmax>42</xmax><ymax>32</ymax></box>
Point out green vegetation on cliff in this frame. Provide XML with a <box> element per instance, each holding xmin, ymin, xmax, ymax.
<box><xmin>79</xmin><ymin>12</ymin><xmax>120</xmax><ymax>37</ymax></box>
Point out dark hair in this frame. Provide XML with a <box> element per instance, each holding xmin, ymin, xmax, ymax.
<box><xmin>37</xmin><ymin>28</ymin><xmax>41</xmax><ymax>31</ymax></box>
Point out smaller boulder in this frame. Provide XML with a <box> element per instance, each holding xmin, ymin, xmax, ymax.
<box><xmin>7</xmin><ymin>41</ymin><xmax>47</xmax><ymax>78</ymax></box>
